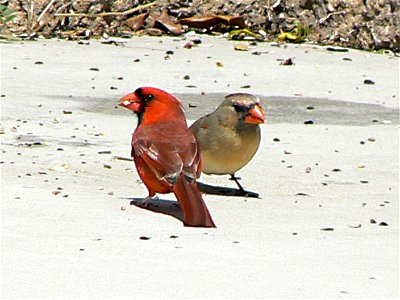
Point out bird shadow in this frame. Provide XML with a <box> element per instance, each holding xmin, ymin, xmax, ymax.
<box><xmin>197</xmin><ymin>182</ymin><xmax>260</xmax><ymax>198</ymax></box>
<box><xmin>121</xmin><ymin>182</ymin><xmax>259</xmax><ymax>223</ymax></box>
<box><xmin>127</xmin><ymin>197</ymin><xmax>184</xmax><ymax>223</ymax></box>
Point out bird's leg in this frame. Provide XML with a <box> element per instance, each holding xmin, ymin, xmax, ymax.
<box><xmin>230</xmin><ymin>174</ymin><xmax>245</xmax><ymax>192</ymax></box>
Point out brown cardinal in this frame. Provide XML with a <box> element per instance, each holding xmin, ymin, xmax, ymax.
<box><xmin>119</xmin><ymin>87</ymin><xmax>216</xmax><ymax>228</ymax></box>
<box><xmin>190</xmin><ymin>93</ymin><xmax>265</xmax><ymax>194</ymax></box>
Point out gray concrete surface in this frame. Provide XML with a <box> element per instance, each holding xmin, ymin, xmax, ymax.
<box><xmin>1</xmin><ymin>35</ymin><xmax>399</xmax><ymax>299</ymax></box>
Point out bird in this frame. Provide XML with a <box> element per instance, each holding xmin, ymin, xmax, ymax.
<box><xmin>190</xmin><ymin>93</ymin><xmax>265</xmax><ymax>195</ymax></box>
<box><xmin>119</xmin><ymin>87</ymin><xmax>216</xmax><ymax>228</ymax></box>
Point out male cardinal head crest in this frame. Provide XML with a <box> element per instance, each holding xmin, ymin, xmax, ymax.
<box><xmin>225</xmin><ymin>93</ymin><xmax>265</xmax><ymax>125</ymax></box>
<box><xmin>119</xmin><ymin>87</ymin><xmax>185</xmax><ymax>125</ymax></box>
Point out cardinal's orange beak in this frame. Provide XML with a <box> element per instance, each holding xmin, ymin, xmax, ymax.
<box><xmin>119</xmin><ymin>92</ymin><xmax>142</xmax><ymax>112</ymax></box>
<box><xmin>245</xmin><ymin>104</ymin><xmax>265</xmax><ymax>124</ymax></box>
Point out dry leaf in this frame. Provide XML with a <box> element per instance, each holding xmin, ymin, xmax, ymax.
<box><xmin>179</xmin><ymin>15</ymin><xmax>245</xmax><ymax>30</ymax></box>
<box><xmin>154</xmin><ymin>9</ymin><xmax>184</xmax><ymax>35</ymax></box>
<box><xmin>124</xmin><ymin>13</ymin><xmax>148</xmax><ymax>31</ymax></box>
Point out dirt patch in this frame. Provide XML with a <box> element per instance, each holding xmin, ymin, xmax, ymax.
<box><xmin>1</xmin><ymin>0</ymin><xmax>399</xmax><ymax>52</ymax></box>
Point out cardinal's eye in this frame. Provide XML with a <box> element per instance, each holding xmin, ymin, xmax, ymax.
<box><xmin>233</xmin><ymin>104</ymin><xmax>244</xmax><ymax>113</ymax></box>
<box><xmin>145</xmin><ymin>94</ymin><xmax>155</xmax><ymax>101</ymax></box>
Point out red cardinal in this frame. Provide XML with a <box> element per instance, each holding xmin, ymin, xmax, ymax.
<box><xmin>119</xmin><ymin>87</ymin><xmax>216</xmax><ymax>228</ymax></box>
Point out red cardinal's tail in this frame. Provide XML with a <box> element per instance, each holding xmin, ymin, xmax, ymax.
<box><xmin>173</xmin><ymin>176</ymin><xmax>216</xmax><ymax>228</ymax></box>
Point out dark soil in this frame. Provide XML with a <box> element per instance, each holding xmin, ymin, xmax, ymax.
<box><xmin>1</xmin><ymin>0</ymin><xmax>399</xmax><ymax>52</ymax></box>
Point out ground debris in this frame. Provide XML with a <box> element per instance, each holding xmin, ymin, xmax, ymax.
<box><xmin>2</xmin><ymin>0</ymin><xmax>397</xmax><ymax>52</ymax></box>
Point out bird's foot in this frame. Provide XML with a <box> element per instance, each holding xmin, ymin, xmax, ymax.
<box><xmin>230</xmin><ymin>174</ymin><xmax>244</xmax><ymax>190</ymax></box>
<box><xmin>229</xmin><ymin>174</ymin><xmax>259</xmax><ymax>197</ymax></box>
<box><xmin>132</xmin><ymin>196</ymin><xmax>159</xmax><ymax>207</ymax></box>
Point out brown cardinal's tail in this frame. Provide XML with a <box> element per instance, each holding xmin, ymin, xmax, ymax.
<box><xmin>173</xmin><ymin>176</ymin><xmax>216</xmax><ymax>228</ymax></box>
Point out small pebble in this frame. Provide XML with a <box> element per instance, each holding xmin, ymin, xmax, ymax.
<box><xmin>279</xmin><ymin>57</ymin><xmax>295</xmax><ymax>65</ymax></box>
<box><xmin>89</xmin><ymin>67</ymin><xmax>100</xmax><ymax>71</ymax></box>
<box><xmin>139</xmin><ymin>236</ymin><xmax>151</xmax><ymax>240</ymax></box>
<box><xmin>320</xmin><ymin>227</ymin><xmax>334</xmax><ymax>231</ymax></box>
<box><xmin>326</xmin><ymin>47</ymin><xmax>348</xmax><ymax>52</ymax></box>
<box><xmin>183</xmin><ymin>75</ymin><xmax>190</xmax><ymax>80</ymax></box>
<box><xmin>304</xmin><ymin>120</ymin><xmax>314</xmax><ymax>125</ymax></box>
<box><xmin>295</xmin><ymin>192</ymin><xmax>311</xmax><ymax>196</ymax></box>
<box><xmin>98</xmin><ymin>151</ymin><xmax>112</xmax><ymax>154</ymax></box>
<box><xmin>364</xmin><ymin>79</ymin><xmax>375</xmax><ymax>85</ymax></box>
<box><xmin>378</xmin><ymin>221</ymin><xmax>388</xmax><ymax>226</ymax></box>
<box><xmin>348</xmin><ymin>224</ymin><xmax>362</xmax><ymax>228</ymax></box>
<box><xmin>370</xmin><ymin>218</ymin><xmax>377</xmax><ymax>224</ymax></box>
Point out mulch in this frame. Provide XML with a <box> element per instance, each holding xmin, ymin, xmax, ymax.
<box><xmin>1</xmin><ymin>0</ymin><xmax>399</xmax><ymax>52</ymax></box>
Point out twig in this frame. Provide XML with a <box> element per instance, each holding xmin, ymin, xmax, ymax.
<box><xmin>54</xmin><ymin>1</ymin><xmax>158</xmax><ymax>18</ymax></box>
<box><xmin>37</xmin><ymin>0</ymin><xmax>57</xmax><ymax>23</ymax></box>
<box><xmin>55</xmin><ymin>2</ymin><xmax>72</xmax><ymax>14</ymax></box>
<box><xmin>26</xmin><ymin>0</ymin><xmax>34</xmax><ymax>33</ymax></box>
<box><xmin>319</xmin><ymin>9</ymin><xmax>349</xmax><ymax>24</ymax></box>
<box><xmin>31</xmin><ymin>0</ymin><xmax>57</xmax><ymax>31</ymax></box>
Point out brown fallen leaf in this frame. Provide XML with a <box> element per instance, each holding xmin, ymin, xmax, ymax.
<box><xmin>124</xmin><ymin>12</ymin><xmax>149</xmax><ymax>31</ymax></box>
<box><xmin>218</xmin><ymin>15</ymin><xmax>246</xmax><ymax>28</ymax></box>
<box><xmin>154</xmin><ymin>9</ymin><xmax>184</xmax><ymax>35</ymax></box>
<box><xmin>179</xmin><ymin>15</ymin><xmax>223</xmax><ymax>29</ymax></box>
<box><xmin>179</xmin><ymin>15</ymin><xmax>245</xmax><ymax>30</ymax></box>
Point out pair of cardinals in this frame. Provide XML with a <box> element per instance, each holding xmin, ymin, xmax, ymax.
<box><xmin>119</xmin><ymin>87</ymin><xmax>265</xmax><ymax>228</ymax></box>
